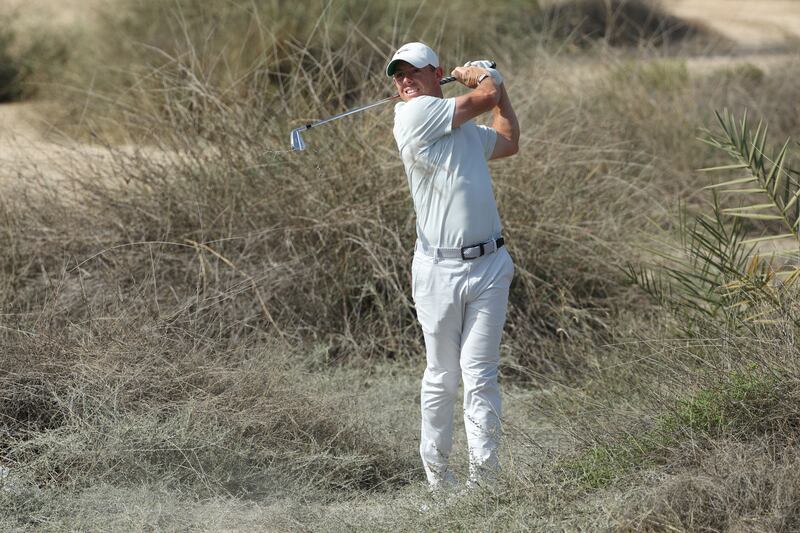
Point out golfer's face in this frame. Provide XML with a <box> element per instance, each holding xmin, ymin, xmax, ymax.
<box><xmin>392</xmin><ymin>62</ymin><xmax>440</xmax><ymax>102</ymax></box>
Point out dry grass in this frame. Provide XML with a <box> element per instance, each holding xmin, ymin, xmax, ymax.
<box><xmin>3</xmin><ymin>0</ymin><xmax>800</xmax><ymax>531</ymax></box>
<box><xmin>617</xmin><ymin>442</ymin><xmax>800</xmax><ymax>531</ymax></box>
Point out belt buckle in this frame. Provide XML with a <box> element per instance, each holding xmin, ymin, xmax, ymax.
<box><xmin>460</xmin><ymin>242</ymin><xmax>484</xmax><ymax>260</ymax></box>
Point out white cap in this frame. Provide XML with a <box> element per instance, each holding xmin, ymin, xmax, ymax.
<box><xmin>386</xmin><ymin>42</ymin><xmax>439</xmax><ymax>77</ymax></box>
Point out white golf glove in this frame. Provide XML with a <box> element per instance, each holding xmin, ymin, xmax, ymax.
<box><xmin>463</xmin><ymin>60</ymin><xmax>503</xmax><ymax>86</ymax></box>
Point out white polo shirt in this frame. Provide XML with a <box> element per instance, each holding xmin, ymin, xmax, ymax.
<box><xmin>393</xmin><ymin>95</ymin><xmax>501</xmax><ymax>249</ymax></box>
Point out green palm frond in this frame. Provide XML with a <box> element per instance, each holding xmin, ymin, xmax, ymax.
<box><xmin>625</xmin><ymin>194</ymin><xmax>753</xmax><ymax>322</ymax></box>
<box><xmin>701</xmin><ymin>110</ymin><xmax>799</xmax><ymax>235</ymax></box>
<box><xmin>627</xmin><ymin>111</ymin><xmax>800</xmax><ymax>328</ymax></box>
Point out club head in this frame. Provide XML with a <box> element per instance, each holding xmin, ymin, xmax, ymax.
<box><xmin>290</xmin><ymin>128</ymin><xmax>306</xmax><ymax>151</ymax></box>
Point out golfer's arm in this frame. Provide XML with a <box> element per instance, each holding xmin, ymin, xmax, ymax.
<box><xmin>489</xmin><ymin>84</ymin><xmax>519</xmax><ymax>160</ymax></box>
<box><xmin>452</xmin><ymin>80</ymin><xmax>500</xmax><ymax>129</ymax></box>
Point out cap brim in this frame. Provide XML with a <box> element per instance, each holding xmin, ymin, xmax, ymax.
<box><xmin>386</xmin><ymin>57</ymin><xmax>431</xmax><ymax>77</ymax></box>
<box><xmin>386</xmin><ymin>59</ymin><xmax>401</xmax><ymax>77</ymax></box>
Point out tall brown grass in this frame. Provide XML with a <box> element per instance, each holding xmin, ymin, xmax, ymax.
<box><xmin>3</xmin><ymin>0</ymin><xmax>800</xmax><ymax>530</ymax></box>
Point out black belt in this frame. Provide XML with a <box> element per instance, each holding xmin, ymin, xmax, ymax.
<box><xmin>415</xmin><ymin>237</ymin><xmax>505</xmax><ymax>260</ymax></box>
<box><xmin>460</xmin><ymin>237</ymin><xmax>504</xmax><ymax>260</ymax></box>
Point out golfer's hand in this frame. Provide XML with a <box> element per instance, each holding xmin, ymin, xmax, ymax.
<box><xmin>451</xmin><ymin>66</ymin><xmax>491</xmax><ymax>89</ymax></box>
<box><xmin>463</xmin><ymin>60</ymin><xmax>504</xmax><ymax>86</ymax></box>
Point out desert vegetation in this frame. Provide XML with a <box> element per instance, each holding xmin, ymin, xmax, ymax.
<box><xmin>2</xmin><ymin>0</ymin><xmax>800</xmax><ymax>530</ymax></box>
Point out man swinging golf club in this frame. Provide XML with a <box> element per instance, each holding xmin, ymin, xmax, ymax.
<box><xmin>387</xmin><ymin>42</ymin><xmax>520</xmax><ymax>491</ymax></box>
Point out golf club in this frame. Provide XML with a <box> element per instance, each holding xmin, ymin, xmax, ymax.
<box><xmin>290</xmin><ymin>63</ymin><xmax>494</xmax><ymax>151</ymax></box>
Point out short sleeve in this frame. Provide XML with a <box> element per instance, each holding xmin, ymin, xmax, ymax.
<box><xmin>475</xmin><ymin>125</ymin><xmax>497</xmax><ymax>160</ymax></box>
<box><xmin>393</xmin><ymin>96</ymin><xmax>455</xmax><ymax>150</ymax></box>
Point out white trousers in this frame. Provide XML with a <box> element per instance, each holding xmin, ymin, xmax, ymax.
<box><xmin>411</xmin><ymin>244</ymin><xmax>514</xmax><ymax>488</ymax></box>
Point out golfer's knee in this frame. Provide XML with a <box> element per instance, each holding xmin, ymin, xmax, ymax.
<box><xmin>462</xmin><ymin>366</ymin><xmax>500</xmax><ymax>400</ymax></box>
<box><xmin>423</xmin><ymin>366</ymin><xmax>460</xmax><ymax>396</ymax></box>
<box><xmin>461</xmin><ymin>359</ymin><xmax>499</xmax><ymax>382</ymax></box>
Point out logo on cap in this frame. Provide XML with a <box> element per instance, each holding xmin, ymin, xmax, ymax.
<box><xmin>386</xmin><ymin>42</ymin><xmax>439</xmax><ymax>77</ymax></box>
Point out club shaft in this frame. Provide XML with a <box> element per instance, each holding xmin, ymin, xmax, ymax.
<box><xmin>299</xmin><ymin>95</ymin><xmax>398</xmax><ymax>131</ymax></box>
<box><xmin>299</xmin><ymin>75</ymin><xmax>459</xmax><ymax>132</ymax></box>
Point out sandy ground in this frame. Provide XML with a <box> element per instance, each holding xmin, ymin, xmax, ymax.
<box><xmin>2</xmin><ymin>0</ymin><xmax>107</xmax><ymax>31</ymax></box>
<box><xmin>665</xmin><ymin>0</ymin><xmax>800</xmax><ymax>49</ymax></box>
<box><xmin>1</xmin><ymin>0</ymin><xmax>109</xmax><ymax>189</ymax></box>
<box><xmin>0</xmin><ymin>101</ymin><xmax>122</xmax><ymax>194</ymax></box>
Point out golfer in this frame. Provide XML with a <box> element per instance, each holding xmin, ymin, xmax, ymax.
<box><xmin>386</xmin><ymin>42</ymin><xmax>519</xmax><ymax>490</ymax></box>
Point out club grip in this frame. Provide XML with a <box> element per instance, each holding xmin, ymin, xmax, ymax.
<box><xmin>440</xmin><ymin>61</ymin><xmax>496</xmax><ymax>85</ymax></box>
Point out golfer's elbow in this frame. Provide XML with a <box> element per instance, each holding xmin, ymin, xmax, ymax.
<box><xmin>507</xmin><ymin>138</ymin><xmax>521</xmax><ymax>157</ymax></box>
<box><xmin>508</xmin><ymin>139</ymin><xmax>520</xmax><ymax>156</ymax></box>
<box><xmin>499</xmin><ymin>122</ymin><xmax>521</xmax><ymax>157</ymax></box>
<box><xmin>491</xmin><ymin>133</ymin><xmax>519</xmax><ymax>159</ymax></box>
